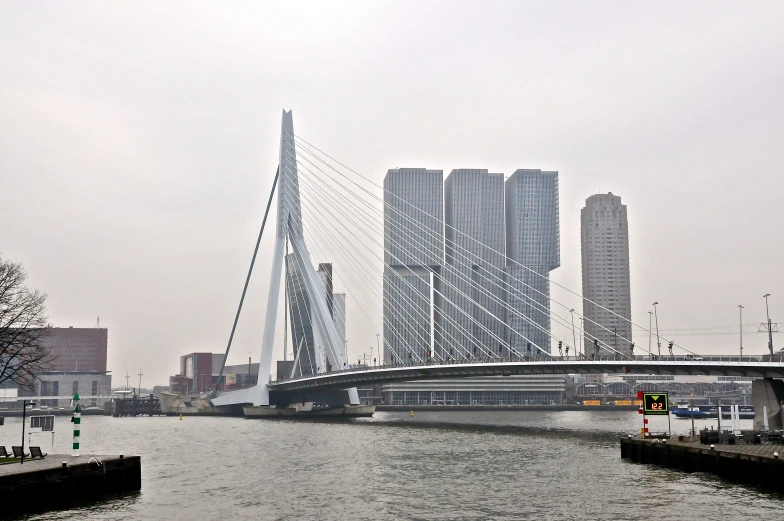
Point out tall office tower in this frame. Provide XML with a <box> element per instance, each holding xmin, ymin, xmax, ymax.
<box><xmin>286</xmin><ymin>259</ymin><xmax>336</xmax><ymax>375</ymax></box>
<box><xmin>443</xmin><ymin>169</ymin><xmax>507</xmax><ymax>359</ymax></box>
<box><xmin>383</xmin><ymin>168</ymin><xmax>444</xmax><ymax>364</ymax></box>
<box><xmin>505</xmin><ymin>169</ymin><xmax>560</xmax><ymax>355</ymax></box>
<box><xmin>332</xmin><ymin>293</ymin><xmax>347</xmax><ymax>361</ymax></box>
<box><xmin>580</xmin><ymin>193</ymin><xmax>631</xmax><ymax>356</ymax></box>
<box><xmin>317</xmin><ymin>263</ymin><xmax>334</xmax><ymax>319</ymax></box>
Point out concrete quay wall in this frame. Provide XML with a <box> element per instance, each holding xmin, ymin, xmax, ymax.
<box><xmin>379</xmin><ymin>404</ymin><xmax>639</xmax><ymax>412</ymax></box>
<box><xmin>621</xmin><ymin>437</ymin><xmax>784</xmax><ymax>491</ymax></box>
<box><xmin>0</xmin><ymin>455</ymin><xmax>141</xmax><ymax>519</ymax></box>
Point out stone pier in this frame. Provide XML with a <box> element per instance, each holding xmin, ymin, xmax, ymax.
<box><xmin>0</xmin><ymin>454</ymin><xmax>140</xmax><ymax>518</ymax></box>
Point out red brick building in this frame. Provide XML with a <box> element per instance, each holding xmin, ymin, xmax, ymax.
<box><xmin>42</xmin><ymin>327</ymin><xmax>108</xmax><ymax>372</ymax></box>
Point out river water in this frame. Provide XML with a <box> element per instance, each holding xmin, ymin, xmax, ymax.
<box><xmin>2</xmin><ymin>410</ymin><xmax>781</xmax><ymax>520</ymax></box>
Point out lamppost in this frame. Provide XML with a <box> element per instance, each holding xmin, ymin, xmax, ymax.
<box><xmin>653</xmin><ymin>302</ymin><xmax>662</xmax><ymax>359</ymax></box>
<box><xmin>569</xmin><ymin>309</ymin><xmax>577</xmax><ymax>361</ymax></box>
<box><xmin>764</xmin><ymin>294</ymin><xmax>774</xmax><ymax>355</ymax></box>
<box><xmin>648</xmin><ymin>311</ymin><xmax>653</xmax><ymax>360</ymax></box>
<box><xmin>738</xmin><ymin>304</ymin><xmax>744</xmax><ymax>359</ymax></box>
<box><xmin>21</xmin><ymin>400</ymin><xmax>35</xmax><ymax>464</ymax></box>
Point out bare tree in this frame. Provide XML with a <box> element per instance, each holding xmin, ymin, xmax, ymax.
<box><xmin>0</xmin><ymin>254</ymin><xmax>53</xmax><ymax>391</ymax></box>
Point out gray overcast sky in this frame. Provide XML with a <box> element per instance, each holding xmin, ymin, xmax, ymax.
<box><xmin>1</xmin><ymin>1</ymin><xmax>783</xmax><ymax>385</ymax></box>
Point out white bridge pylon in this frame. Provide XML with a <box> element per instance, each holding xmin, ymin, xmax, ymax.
<box><xmin>213</xmin><ymin>110</ymin><xmax>355</xmax><ymax>407</ymax></box>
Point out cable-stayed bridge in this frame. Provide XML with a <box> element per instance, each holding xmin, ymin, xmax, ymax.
<box><xmin>269</xmin><ymin>356</ymin><xmax>784</xmax><ymax>395</ymax></box>
<box><xmin>209</xmin><ymin>110</ymin><xmax>784</xmax><ymax>416</ymax></box>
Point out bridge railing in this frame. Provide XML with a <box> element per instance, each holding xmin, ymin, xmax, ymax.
<box><xmin>272</xmin><ymin>353</ymin><xmax>784</xmax><ymax>383</ymax></box>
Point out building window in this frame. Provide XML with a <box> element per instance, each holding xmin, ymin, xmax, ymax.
<box><xmin>92</xmin><ymin>381</ymin><xmax>98</xmax><ymax>396</ymax></box>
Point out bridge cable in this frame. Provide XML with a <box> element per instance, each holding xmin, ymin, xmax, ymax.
<box><xmin>279</xmin><ymin>175</ymin><xmax>440</xmax><ymax>365</ymax></box>
<box><xmin>292</xmin><ymin>139</ymin><xmax>631</xmax><ymax>356</ymax></box>
<box><xmin>287</xmin><ymin>151</ymin><xmax>629</xmax><ymax>359</ymax></box>
<box><xmin>217</xmin><ymin>167</ymin><xmax>278</xmax><ymax>388</ymax></box>
<box><xmin>290</xmin><ymin>133</ymin><xmax>695</xmax><ymax>355</ymax></box>
<box><xmin>288</xmin><ymin>158</ymin><xmax>544</xmax><ymax>359</ymax></box>
<box><xmin>292</xmin><ymin>156</ymin><xmax>584</xmax><ymax>358</ymax></box>
<box><xmin>285</xmin><ymin>158</ymin><xmax>555</xmax><ymax>360</ymax></box>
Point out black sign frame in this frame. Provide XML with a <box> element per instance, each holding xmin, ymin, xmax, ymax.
<box><xmin>642</xmin><ymin>392</ymin><xmax>669</xmax><ymax>415</ymax></box>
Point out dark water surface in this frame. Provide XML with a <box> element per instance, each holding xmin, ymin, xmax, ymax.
<box><xmin>3</xmin><ymin>411</ymin><xmax>781</xmax><ymax>520</ymax></box>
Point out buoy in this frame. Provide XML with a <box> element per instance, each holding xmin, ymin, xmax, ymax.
<box><xmin>72</xmin><ymin>392</ymin><xmax>81</xmax><ymax>456</ymax></box>
<box><xmin>410</xmin><ymin>410</ymin><xmax>414</xmax><ymax>417</ymax></box>
<box><xmin>179</xmin><ymin>414</ymin><xmax>183</xmax><ymax>420</ymax></box>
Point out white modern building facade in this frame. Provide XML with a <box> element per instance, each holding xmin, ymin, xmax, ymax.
<box><xmin>442</xmin><ymin>169</ymin><xmax>508</xmax><ymax>359</ymax></box>
<box><xmin>580</xmin><ymin>193</ymin><xmax>632</xmax><ymax>356</ymax></box>
<box><xmin>505</xmin><ymin>170</ymin><xmax>560</xmax><ymax>354</ymax></box>
<box><xmin>382</xmin><ymin>375</ymin><xmax>566</xmax><ymax>405</ymax></box>
<box><xmin>383</xmin><ymin>168</ymin><xmax>444</xmax><ymax>364</ymax></box>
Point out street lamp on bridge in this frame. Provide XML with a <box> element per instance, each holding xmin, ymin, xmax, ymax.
<box><xmin>652</xmin><ymin>302</ymin><xmax>662</xmax><ymax>359</ymax></box>
<box><xmin>738</xmin><ymin>304</ymin><xmax>744</xmax><ymax>359</ymax></box>
<box><xmin>569</xmin><ymin>309</ymin><xmax>577</xmax><ymax>361</ymax></box>
<box><xmin>764</xmin><ymin>294</ymin><xmax>774</xmax><ymax>355</ymax></box>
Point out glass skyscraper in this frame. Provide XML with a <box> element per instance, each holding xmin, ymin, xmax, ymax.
<box><xmin>504</xmin><ymin>169</ymin><xmax>560</xmax><ymax>354</ymax></box>
<box><xmin>382</xmin><ymin>167</ymin><xmax>561</xmax><ymax>361</ymax></box>
<box><xmin>442</xmin><ymin>169</ymin><xmax>508</xmax><ymax>359</ymax></box>
<box><xmin>383</xmin><ymin>168</ymin><xmax>444</xmax><ymax>364</ymax></box>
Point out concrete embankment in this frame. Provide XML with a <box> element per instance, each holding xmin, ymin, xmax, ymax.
<box><xmin>0</xmin><ymin>454</ymin><xmax>141</xmax><ymax>519</ymax></box>
<box><xmin>620</xmin><ymin>437</ymin><xmax>784</xmax><ymax>491</ymax></box>
<box><xmin>378</xmin><ymin>404</ymin><xmax>639</xmax><ymax>412</ymax></box>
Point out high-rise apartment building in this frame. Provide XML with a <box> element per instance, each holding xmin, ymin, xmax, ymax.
<box><xmin>286</xmin><ymin>259</ymin><xmax>337</xmax><ymax>375</ymax></box>
<box><xmin>442</xmin><ymin>169</ymin><xmax>507</xmax><ymax>359</ymax></box>
<box><xmin>505</xmin><ymin>170</ymin><xmax>560</xmax><ymax>354</ymax></box>
<box><xmin>580</xmin><ymin>193</ymin><xmax>631</xmax><ymax>356</ymax></box>
<box><xmin>381</xmin><ymin>167</ymin><xmax>561</xmax><ymax>361</ymax></box>
<box><xmin>383</xmin><ymin>168</ymin><xmax>444</xmax><ymax>364</ymax></box>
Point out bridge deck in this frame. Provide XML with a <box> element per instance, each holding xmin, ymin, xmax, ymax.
<box><xmin>269</xmin><ymin>358</ymin><xmax>784</xmax><ymax>392</ymax></box>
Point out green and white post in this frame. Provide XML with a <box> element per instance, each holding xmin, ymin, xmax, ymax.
<box><xmin>72</xmin><ymin>392</ymin><xmax>81</xmax><ymax>456</ymax></box>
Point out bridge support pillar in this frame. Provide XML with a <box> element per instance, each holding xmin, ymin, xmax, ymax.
<box><xmin>752</xmin><ymin>378</ymin><xmax>784</xmax><ymax>431</ymax></box>
<box><xmin>270</xmin><ymin>387</ymin><xmax>360</xmax><ymax>407</ymax></box>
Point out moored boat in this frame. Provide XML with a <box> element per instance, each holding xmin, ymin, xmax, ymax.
<box><xmin>671</xmin><ymin>404</ymin><xmax>754</xmax><ymax>419</ymax></box>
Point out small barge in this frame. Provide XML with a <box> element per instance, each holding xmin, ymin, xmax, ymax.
<box><xmin>671</xmin><ymin>405</ymin><xmax>754</xmax><ymax>420</ymax></box>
